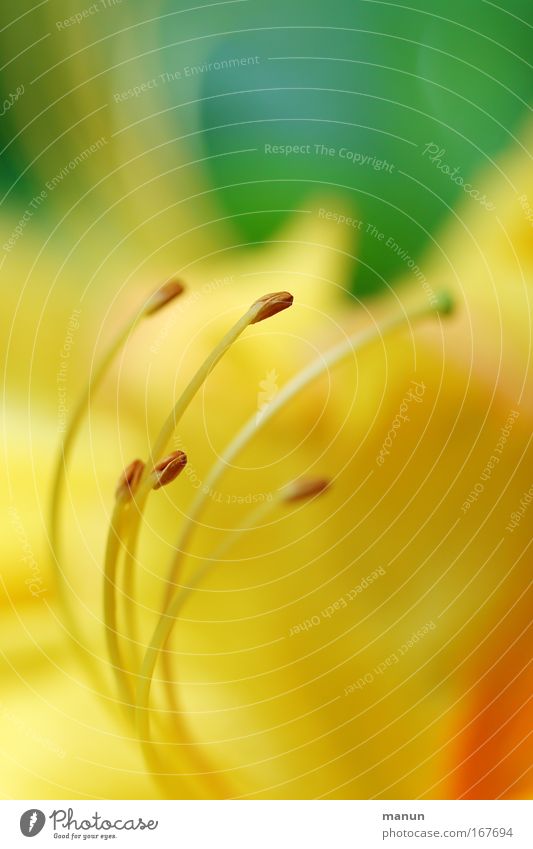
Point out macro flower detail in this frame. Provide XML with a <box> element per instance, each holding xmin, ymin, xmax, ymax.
<box><xmin>2</xmin><ymin>125</ymin><xmax>532</xmax><ymax>802</ymax></box>
<box><xmin>1</xmin><ymin>0</ymin><xmax>532</xmax><ymax>819</ymax></box>
<box><xmin>115</xmin><ymin>460</ymin><xmax>146</xmax><ymax>502</ymax></box>
<box><xmin>44</xmin><ymin>277</ymin><xmax>456</xmax><ymax>798</ymax></box>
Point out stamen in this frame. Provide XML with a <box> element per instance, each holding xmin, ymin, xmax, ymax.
<box><xmin>250</xmin><ymin>291</ymin><xmax>294</xmax><ymax>323</ymax></box>
<box><xmin>105</xmin><ymin>453</ymin><xmax>187</xmax><ymax>710</ymax></box>
<box><xmin>433</xmin><ymin>290</ymin><xmax>454</xmax><ymax>316</ymax></box>
<box><xmin>283</xmin><ymin>477</ymin><xmax>330</xmax><ymax>502</ymax></box>
<box><xmin>162</xmin><ymin>476</ymin><xmax>332</xmax><ymax>676</ymax></box>
<box><xmin>163</xmin><ymin>293</ymin><xmax>454</xmax><ymax>604</ymax></box>
<box><xmin>115</xmin><ymin>459</ymin><xmax>145</xmax><ymax>502</ymax></box>
<box><xmin>60</xmin><ymin>283</ymin><xmax>453</xmax><ymax>794</ymax></box>
<box><xmin>143</xmin><ymin>279</ymin><xmax>185</xmax><ymax>316</ymax></box>
<box><xmin>120</xmin><ymin>452</ymin><xmax>187</xmax><ymax>672</ymax></box>
<box><xmin>146</xmin><ymin>290</ymin><xmax>295</xmax><ymax>468</ymax></box>
<box><xmin>139</xmin><ymin>298</ymin><xmax>449</xmax><ymax>787</ymax></box>
<box><xmin>116</xmin><ymin>291</ymin><xmax>295</xmax><ymax>662</ymax></box>
<box><xmin>160</xmin><ymin>475</ymin><xmax>331</xmax><ymax>628</ymax></box>
<box><xmin>48</xmin><ymin>280</ymin><xmax>186</xmax><ymax>663</ymax></box>
<box><xmin>104</xmin><ymin>459</ymin><xmax>145</xmax><ymax>711</ymax></box>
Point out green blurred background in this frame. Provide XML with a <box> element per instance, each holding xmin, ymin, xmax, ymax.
<box><xmin>1</xmin><ymin>0</ymin><xmax>531</xmax><ymax>294</ymax></box>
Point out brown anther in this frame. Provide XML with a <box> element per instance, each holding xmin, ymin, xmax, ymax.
<box><xmin>144</xmin><ymin>279</ymin><xmax>185</xmax><ymax>315</ymax></box>
<box><xmin>284</xmin><ymin>478</ymin><xmax>330</xmax><ymax>502</ymax></box>
<box><xmin>250</xmin><ymin>291</ymin><xmax>294</xmax><ymax>324</ymax></box>
<box><xmin>151</xmin><ymin>450</ymin><xmax>187</xmax><ymax>490</ymax></box>
<box><xmin>115</xmin><ymin>459</ymin><xmax>145</xmax><ymax>502</ymax></box>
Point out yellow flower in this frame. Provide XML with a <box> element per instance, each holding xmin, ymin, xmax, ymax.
<box><xmin>1</xmin><ymin>132</ymin><xmax>531</xmax><ymax>800</ymax></box>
